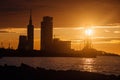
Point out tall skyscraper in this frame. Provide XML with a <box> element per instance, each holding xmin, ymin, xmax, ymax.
<box><xmin>41</xmin><ymin>16</ymin><xmax>53</xmax><ymax>52</ymax></box>
<box><xmin>27</xmin><ymin>10</ymin><xmax>34</xmax><ymax>50</ymax></box>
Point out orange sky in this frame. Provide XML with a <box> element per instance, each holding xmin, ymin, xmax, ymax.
<box><xmin>1</xmin><ymin>0</ymin><xmax>120</xmax><ymax>28</ymax></box>
<box><xmin>0</xmin><ymin>27</ymin><xmax>120</xmax><ymax>54</ymax></box>
<box><xmin>0</xmin><ymin>0</ymin><xmax>120</xmax><ymax>54</ymax></box>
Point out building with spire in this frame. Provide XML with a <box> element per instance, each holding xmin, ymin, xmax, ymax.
<box><xmin>27</xmin><ymin>10</ymin><xmax>34</xmax><ymax>50</ymax></box>
<box><xmin>18</xmin><ymin>10</ymin><xmax>34</xmax><ymax>51</ymax></box>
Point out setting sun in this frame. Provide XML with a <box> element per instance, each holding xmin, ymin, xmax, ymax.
<box><xmin>85</xmin><ymin>28</ymin><xmax>93</xmax><ymax>36</ymax></box>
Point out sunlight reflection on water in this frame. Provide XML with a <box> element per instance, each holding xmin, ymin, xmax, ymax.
<box><xmin>0</xmin><ymin>56</ymin><xmax>120</xmax><ymax>75</ymax></box>
<box><xmin>82</xmin><ymin>58</ymin><xmax>96</xmax><ymax>72</ymax></box>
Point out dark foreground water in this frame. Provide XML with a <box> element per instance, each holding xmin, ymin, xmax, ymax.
<box><xmin>0</xmin><ymin>56</ymin><xmax>120</xmax><ymax>75</ymax></box>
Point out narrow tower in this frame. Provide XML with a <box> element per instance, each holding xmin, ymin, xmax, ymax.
<box><xmin>41</xmin><ymin>16</ymin><xmax>53</xmax><ymax>52</ymax></box>
<box><xmin>27</xmin><ymin>10</ymin><xmax>34</xmax><ymax>50</ymax></box>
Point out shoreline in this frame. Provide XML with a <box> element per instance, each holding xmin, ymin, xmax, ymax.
<box><xmin>0</xmin><ymin>63</ymin><xmax>120</xmax><ymax>80</ymax></box>
<box><xmin>0</xmin><ymin>48</ymin><xmax>120</xmax><ymax>58</ymax></box>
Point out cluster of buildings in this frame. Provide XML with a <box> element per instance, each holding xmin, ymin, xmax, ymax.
<box><xmin>18</xmin><ymin>12</ymin><xmax>72</xmax><ymax>53</ymax></box>
<box><xmin>41</xmin><ymin>16</ymin><xmax>71</xmax><ymax>53</ymax></box>
<box><xmin>18</xmin><ymin>11</ymin><xmax>34</xmax><ymax>51</ymax></box>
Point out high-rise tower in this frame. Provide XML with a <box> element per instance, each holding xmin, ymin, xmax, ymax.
<box><xmin>27</xmin><ymin>10</ymin><xmax>34</xmax><ymax>50</ymax></box>
<box><xmin>41</xmin><ymin>16</ymin><xmax>53</xmax><ymax>52</ymax></box>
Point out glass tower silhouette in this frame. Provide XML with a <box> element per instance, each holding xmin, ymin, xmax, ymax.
<box><xmin>41</xmin><ymin>16</ymin><xmax>53</xmax><ymax>52</ymax></box>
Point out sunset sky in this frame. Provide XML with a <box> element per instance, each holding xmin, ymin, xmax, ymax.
<box><xmin>0</xmin><ymin>0</ymin><xmax>120</xmax><ymax>54</ymax></box>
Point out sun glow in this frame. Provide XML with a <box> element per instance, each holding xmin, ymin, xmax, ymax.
<box><xmin>85</xmin><ymin>28</ymin><xmax>93</xmax><ymax>36</ymax></box>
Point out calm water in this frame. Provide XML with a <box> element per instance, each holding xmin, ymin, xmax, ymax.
<box><xmin>0</xmin><ymin>56</ymin><xmax>120</xmax><ymax>75</ymax></box>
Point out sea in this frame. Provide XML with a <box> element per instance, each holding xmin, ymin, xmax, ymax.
<box><xmin>0</xmin><ymin>56</ymin><xmax>120</xmax><ymax>75</ymax></box>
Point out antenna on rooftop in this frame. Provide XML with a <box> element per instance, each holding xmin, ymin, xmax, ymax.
<box><xmin>1</xmin><ymin>42</ymin><xmax>4</xmax><ymax>48</ymax></box>
<box><xmin>8</xmin><ymin>43</ymin><xmax>11</xmax><ymax>49</ymax></box>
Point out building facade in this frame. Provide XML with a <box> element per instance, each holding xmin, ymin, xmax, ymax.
<box><xmin>18</xmin><ymin>36</ymin><xmax>27</xmax><ymax>50</ymax></box>
<box><xmin>40</xmin><ymin>16</ymin><xmax>71</xmax><ymax>54</ymax></box>
<box><xmin>41</xmin><ymin>16</ymin><xmax>53</xmax><ymax>52</ymax></box>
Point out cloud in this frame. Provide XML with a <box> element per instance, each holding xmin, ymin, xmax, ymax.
<box><xmin>92</xmin><ymin>26</ymin><xmax>120</xmax><ymax>29</ymax></box>
<box><xmin>0</xmin><ymin>31</ymin><xmax>9</xmax><ymax>33</ymax></box>
<box><xmin>114</xmin><ymin>31</ymin><xmax>120</xmax><ymax>34</ymax></box>
<box><xmin>71</xmin><ymin>37</ymin><xmax>120</xmax><ymax>44</ymax></box>
<box><xmin>104</xmin><ymin>30</ymin><xmax>110</xmax><ymax>33</ymax></box>
<box><xmin>1</xmin><ymin>0</ymin><xmax>120</xmax><ymax>28</ymax></box>
<box><xmin>0</xmin><ymin>29</ymin><xmax>18</xmax><ymax>33</ymax></box>
<box><xmin>93</xmin><ymin>37</ymin><xmax>120</xmax><ymax>41</ymax></box>
<box><xmin>0</xmin><ymin>0</ymin><xmax>52</xmax><ymax>13</ymax></box>
<box><xmin>1</xmin><ymin>0</ymin><xmax>120</xmax><ymax>12</ymax></box>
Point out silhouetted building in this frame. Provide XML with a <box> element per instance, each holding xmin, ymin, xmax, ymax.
<box><xmin>52</xmin><ymin>38</ymin><xmax>71</xmax><ymax>53</ymax></box>
<box><xmin>40</xmin><ymin>16</ymin><xmax>72</xmax><ymax>54</ymax></box>
<box><xmin>18</xmin><ymin>11</ymin><xmax>34</xmax><ymax>51</ymax></box>
<box><xmin>41</xmin><ymin>16</ymin><xmax>53</xmax><ymax>52</ymax></box>
<box><xmin>27</xmin><ymin>10</ymin><xmax>34</xmax><ymax>50</ymax></box>
<box><xmin>18</xmin><ymin>35</ymin><xmax>27</xmax><ymax>50</ymax></box>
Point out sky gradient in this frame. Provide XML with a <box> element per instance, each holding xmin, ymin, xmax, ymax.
<box><xmin>1</xmin><ymin>0</ymin><xmax>120</xmax><ymax>28</ymax></box>
<box><xmin>0</xmin><ymin>0</ymin><xmax>120</xmax><ymax>54</ymax></box>
<box><xmin>0</xmin><ymin>27</ymin><xmax>120</xmax><ymax>54</ymax></box>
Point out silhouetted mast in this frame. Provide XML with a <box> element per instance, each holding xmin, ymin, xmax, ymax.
<box><xmin>29</xmin><ymin>9</ymin><xmax>32</xmax><ymax>25</ymax></box>
<box><xmin>8</xmin><ymin>43</ymin><xmax>10</xmax><ymax>49</ymax></box>
<box><xmin>1</xmin><ymin>42</ymin><xmax>4</xmax><ymax>48</ymax></box>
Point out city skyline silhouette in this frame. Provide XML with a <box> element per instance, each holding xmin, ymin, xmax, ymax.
<box><xmin>0</xmin><ymin>12</ymin><xmax>119</xmax><ymax>57</ymax></box>
<box><xmin>0</xmin><ymin>1</ymin><xmax>120</xmax><ymax>80</ymax></box>
<box><xmin>0</xmin><ymin>0</ymin><xmax>120</xmax><ymax>55</ymax></box>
